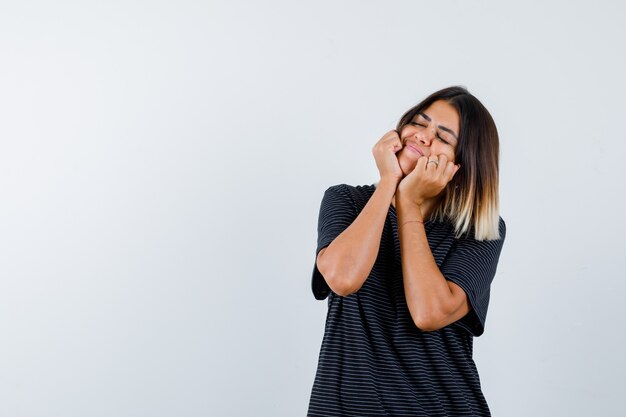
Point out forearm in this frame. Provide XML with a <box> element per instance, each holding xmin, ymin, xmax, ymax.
<box><xmin>320</xmin><ymin>177</ymin><xmax>397</xmax><ymax>296</ymax></box>
<box><xmin>396</xmin><ymin>200</ymin><xmax>453</xmax><ymax>328</ymax></box>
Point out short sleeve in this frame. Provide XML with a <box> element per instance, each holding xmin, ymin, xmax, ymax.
<box><xmin>440</xmin><ymin>217</ymin><xmax>506</xmax><ymax>337</ymax></box>
<box><xmin>311</xmin><ymin>185</ymin><xmax>358</xmax><ymax>300</ymax></box>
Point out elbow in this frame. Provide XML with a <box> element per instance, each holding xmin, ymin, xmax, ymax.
<box><xmin>413</xmin><ymin>317</ymin><xmax>436</xmax><ymax>332</ymax></box>
<box><xmin>327</xmin><ymin>273</ymin><xmax>362</xmax><ymax>297</ymax></box>
<box><xmin>412</xmin><ymin>309</ymin><xmax>444</xmax><ymax>332</ymax></box>
<box><xmin>317</xmin><ymin>249</ymin><xmax>363</xmax><ymax>297</ymax></box>
<box><xmin>320</xmin><ymin>266</ymin><xmax>362</xmax><ymax>297</ymax></box>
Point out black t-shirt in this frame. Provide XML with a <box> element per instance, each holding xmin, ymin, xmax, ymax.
<box><xmin>308</xmin><ymin>184</ymin><xmax>506</xmax><ymax>417</ymax></box>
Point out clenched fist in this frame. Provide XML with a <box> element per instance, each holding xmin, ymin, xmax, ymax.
<box><xmin>372</xmin><ymin>130</ymin><xmax>404</xmax><ymax>183</ymax></box>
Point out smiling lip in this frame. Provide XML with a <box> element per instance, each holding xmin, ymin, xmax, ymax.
<box><xmin>406</xmin><ymin>142</ymin><xmax>423</xmax><ymax>156</ymax></box>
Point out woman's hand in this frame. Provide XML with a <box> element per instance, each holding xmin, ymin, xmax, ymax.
<box><xmin>372</xmin><ymin>130</ymin><xmax>404</xmax><ymax>183</ymax></box>
<box><xmin>396</xmin><ymin>154</ymin><xmax>460</xmax><ymax>207</ymax></box>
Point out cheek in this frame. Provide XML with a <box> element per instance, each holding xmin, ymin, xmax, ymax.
<box><xmin>437</xmin><ymin>146</ymin><xmax>456</xmax><ymax>161</ymax></box>
<box><xmin>400</xmin><ymin>127</ymin><xmax>413</xmax><ymax>141</ymax></box>
<box><xmin>398</xmin><ymin>150</ymin><xmax>418</xmax><ymax>170</ymax></box>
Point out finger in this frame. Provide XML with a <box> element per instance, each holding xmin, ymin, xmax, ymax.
<box><xmin>415</xmin><ymin>155</ymin><xmax>428</xmax><ymax>171</ymax></box>
<box><xmin>383</xmin><ymin>130</ymin><xmax>400</xmax><ymax>144</ymax></box>
<box><xmin>436</xmin><ymin>154</ymin><xmax>448</xmax><ymax>175</ymax></box>
<box><xmin>391</xmin><ymin>132</ymin><xmax>403</xmax><ymax>146</ymax></box>
<box><xmin>425</xmin><ymin>156</ymin><xmax>439</xmax><ymax>172</ymax></box>
<box><xmin>374</xmin><ymin>131</ymin><xmax>401</xmax><ymax>152</ymax></box>
<box><xmin>376</xmin><ymin>130</ymin><xmax>397</xmax><ymax>146</ymax></box>
<box><xmin>388</xmin><ymin>135</ymin><xmax>403</xmax><ymax>152</ymax></box>
<box><xmin>443</xmin><ymin>160</ymin><xmax>456</xmax><ymax>182</ymax></box>
<box><xmin>388</xmin><ymin>129</ymin><xmax>400</xmax><ymax>140</ymax></box>
<box><xmin>448</xmin><ymin>163</ymin><xmax>461</xmax><ymax>184</ymax></box>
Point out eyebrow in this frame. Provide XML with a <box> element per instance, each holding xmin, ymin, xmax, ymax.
<box><xmin>417</xmin><ymin>112</ymin><xmax>459</xmax><ymax>140</ymax></box>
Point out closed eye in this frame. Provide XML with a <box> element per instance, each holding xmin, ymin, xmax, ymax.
<box><xmin>409</xmin><ymin>122</ymin><xmax>450</xmax><ymax>145</ymax></box>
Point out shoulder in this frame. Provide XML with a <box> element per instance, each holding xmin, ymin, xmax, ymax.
<box><xmin>323</xmin><ymin>183</ymin><xmax>376</xmax><ymax>203</ymax></box>
<box><xmin>451</xmin><ymin>215</ymin><xmax>506</xmax><ymax>243</ymax></box>
<box><xmin>448</xmin><ymin>215</ymin><xmax>506</xmax><ymax>252</ymax></box>
<box><xmin>319</xmin><ymin>184</ymin><xmax>376</xmax><ymax>216</ymax></box>
<box><xmin>441</xmin><ymin>217</ymin><xmax>506</xmax><ymax>281</ymax></box>
<box><xmin>325</xmin><ymin>183</ymin><xmax>375</xmax><ymax>194</ymax></box>
<box><xmin>498</xmin><ymin>216</ymin><xmax>506</xmax><ymax>239</ymax></box>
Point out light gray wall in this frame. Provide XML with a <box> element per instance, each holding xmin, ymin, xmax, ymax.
<box><xmin>1</xmin><ymin>1</ymin><xmax>624</xmax><ymax>416</ymax></box>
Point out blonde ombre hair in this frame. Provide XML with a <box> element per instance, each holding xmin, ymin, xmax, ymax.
<box><xmin>396</xmin><ymin>86</ymin><xmax>502</xmax><ymax>241</ymax></box>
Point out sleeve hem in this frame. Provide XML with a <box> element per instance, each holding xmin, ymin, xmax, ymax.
<box><xmin>445</xmin><ymin>274</ymin><xmax>486</xmax><ymax>337</ymax></box>
<box><xmin>312</xmin><ymin>245</ymin><xmax>331</xmax><ymax>300</ymax></box>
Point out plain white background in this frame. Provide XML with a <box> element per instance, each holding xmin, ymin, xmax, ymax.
<box><xmin>1</xmin><ymin>1</ymin><xmax>625</xmax><ymax>416</ymax></box>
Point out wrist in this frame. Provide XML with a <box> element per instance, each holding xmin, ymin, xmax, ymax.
<box><xmin>399</xmin><ymin>219</ymin><xmax>425</xmax><ymax>229</ymax></box>
<box><xmin>396</xmin><ymin>196</ymin><xmax>424</xmax><ymax>210</ymax></box>
<box><xmin>379</xmin><ymin>175</ymin><xmax>400</xmax><ymax>188</ymax></box>
<box><xmin>396</xmin><ymin>200</ymin><xmax>425</xmax><ymax>220</ymax></box>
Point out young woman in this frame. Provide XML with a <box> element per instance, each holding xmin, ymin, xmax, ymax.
<box><xmin>308</xmin><ymin>86</ymin><xmax>506</xmax><ymax>417</ymax></box>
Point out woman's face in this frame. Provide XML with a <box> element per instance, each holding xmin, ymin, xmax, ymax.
<box><xmin>396</xmin><ymin>99</ymin><xmax>460</xmax><ymax>177</ymax></box>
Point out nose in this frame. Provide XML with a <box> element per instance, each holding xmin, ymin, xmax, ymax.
<box><xmin>415</xmin><ymin>127</ymin><xmax>436</xmax><ymax>145</ymax></box>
